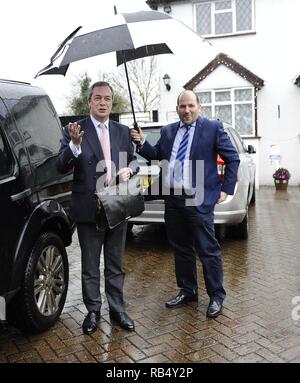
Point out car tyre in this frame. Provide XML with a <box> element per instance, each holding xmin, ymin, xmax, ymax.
<box><xmin>234</xmin><ymin>209</ymin><xmax>249</xmax><ymax>240</ymax></box>
<box><xmin>8</xmin><ymin>232</ymin><xmax>69</xmax><ymax>332</ymax></box>
<box><xmin>227</xmin><ymin>208</ymin><xmax>249</xmax><ymax>240</ymax></box>
<box><xmin>250</xmin><ymin>183</ymin><xmax>256</xmax><ymax>205</ymax></box>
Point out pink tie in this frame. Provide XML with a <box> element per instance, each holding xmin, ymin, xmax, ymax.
<box><xmin>99</xmin><ymin>123</ymin><xmax>111</xmax><ymax>184</ymax></box>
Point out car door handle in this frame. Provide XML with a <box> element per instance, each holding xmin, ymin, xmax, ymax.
<box><xmin>10</xmin><ymin>188</ymin><xmax>32</xmax><ymax>202</ymax></box>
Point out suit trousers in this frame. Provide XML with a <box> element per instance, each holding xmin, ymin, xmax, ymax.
<box><xmin>77</xmin><ymin>216</ymin><xmax>127</xmax><ymax>313</ymax></box>
<box><xmin>165</xmin><ymin>196</ymin><xmax>226</xmax><ymax>303</ymax></box>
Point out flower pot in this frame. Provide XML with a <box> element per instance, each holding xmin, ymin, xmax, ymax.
<box><xmin>274</xmin><ymin>179</ymin><xmax>288</xmax><ymax>191</ymax></box>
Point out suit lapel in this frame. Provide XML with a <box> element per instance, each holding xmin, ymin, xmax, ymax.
<box><xmin>166</xmin><ymin>122</ymin><xmax>180</xmax><ymax>160</ymax></box>
<box><xmin>84</xmin><ymin>117</ymin><xmax>103</xmax><ymax>161</ymax></box>
<box><xmin>190</xmin><ymin>117</ymin><xmax>204</xmax><ymax>159</ymax></box>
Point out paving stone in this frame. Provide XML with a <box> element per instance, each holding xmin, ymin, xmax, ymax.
<box><xmin>128</xmin><ymin>334</ymin><xmax>151</xmax><ymax>350</ymax></box>
<box><xmin>209</xmin><ymin>355</ymin><xmax>230</xmax><ymax>363</ymax></box>
<box><xmin>232</xmin><ymin>353</ymin><xmax>263</xmax><ymax>363</ymax></box>
<box><xmin>114</xmin><ymin>355</ymin><xmax>135</xmax><ymax>363</ymax></box>
<box><xmin>137</xmin><ymin>354</ymin><xmax>170</xmax><ymax>363</ymax></box>
<box><xmin>280</xmin><ymin>346</ymin><xmax>300</xmax><ymax>362</ymax></box>
<box><xmin>33</xmin><ymin>340</ymin><xmax>57</xmax><ymax>361</ymax></box>
<box><xmin>234</xmin><ymin>341</ymin><xmax>262</xmax><ymax>356</ymax></box>
<box><xmin>143</xmin><ymin>343</ymin><xmax>171</xmax><ymax>357</ymax></box>
<box><xmin>46</xmin><ymin>335</ymin><xmax>65</xmax><ymax>350</ymax></box>
<box><xmin>55</xmin><ymin>343</ymin><xmax>85</xmax><ymax>357</ymax></box>
<box><xmin>256</xmin><ymin>348</ymin><xmax>285</xmax><ymax>363</ymax></box>
<box><xmin>186</xmin><ymin>348</ymin><xmax>217</xmax><ymax>362</ymax></box>
<box><xmin>163</xmin><ymin>350</ymin><xmax>190</xmax><ymax>363</ymax></box>
<box><xmin>212</xmin><ymin>343</ymin><xmax>238</xmax><ymax>361</ymax></box>
<box><xmin>75</xmin><ymin>350</ymin><xmax>97</xmax><ymax>363</ymax></box>
<box><xmin>121</xmin><ymin>344</ymin><xmax>146</xmax><ymax>361</ymax></box>
<box><xmin>82</xmin><ymin>340</ymin><xmax>104</xmax><ymax>356</ymax></box>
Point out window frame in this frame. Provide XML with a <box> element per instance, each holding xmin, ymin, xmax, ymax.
<box><xmin>0</xmin><ymin>127</ymin><xmax>14</xmax><ymax>181</ymax></box>
<box><xmin>197</xmin><ymin>86</ymin><xmax>256</xmax><ymax>137</ymax></box>
<box><xmin>194</xmin><ymin>0</ymin><xmax>255</xmax><ymax>38</ymax></box>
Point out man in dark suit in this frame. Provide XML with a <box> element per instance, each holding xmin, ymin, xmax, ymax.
<box><xmin>131</xmin><ymin>90</ymin><xmax>240</xmax><ymax>318</ymax></box>
<box><xmin>57</xmin><ymin>81</ymin><xmax>137</xmax><ymax>334</ymax></box>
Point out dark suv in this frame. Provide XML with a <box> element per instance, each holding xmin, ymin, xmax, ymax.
<box><xmin>0</xmin><ymin>79</ymin><xmax>74</xmax><ymax>332</ymax></box>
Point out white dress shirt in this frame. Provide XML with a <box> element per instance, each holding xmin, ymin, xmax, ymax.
<box><xmin>69</xmin><ymin>115</ymin><xmax>110</xmax><ymax>157</ymax></box>
<box><xmin>168</xmin><ymin>121</ymin><xmax>196</xmax><ymax>190</ymax></box>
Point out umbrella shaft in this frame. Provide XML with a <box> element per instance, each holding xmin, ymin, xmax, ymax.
<box><xmin>122</xmin><ymin>55</ymin><xmax>138</xmax><ymax>130</ymax></box>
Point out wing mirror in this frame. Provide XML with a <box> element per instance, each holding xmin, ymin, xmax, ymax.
<box><xmin>247</xmin><ymin>145</ymin><xmax>256</xmax><ymax>154</ymax></box>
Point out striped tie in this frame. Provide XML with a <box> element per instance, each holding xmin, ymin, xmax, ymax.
<box><xmin>173</xmin><ymin>125</ymin><xmax>191</xmax><ymax>182</ymax></box>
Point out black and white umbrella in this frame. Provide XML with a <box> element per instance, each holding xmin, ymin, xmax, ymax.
<box><xmin>35</xmin><ymin>9</ymin><xmax>210</xmax><ymax>127</ymax></box>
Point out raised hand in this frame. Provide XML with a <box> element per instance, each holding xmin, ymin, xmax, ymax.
<box><xmin>68</xmin><ymin>122</ymin><xmax>84</xmax><ymax>147</ymax></box>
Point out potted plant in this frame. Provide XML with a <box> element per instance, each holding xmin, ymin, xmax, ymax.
<box><xmin>273</xmin><ymin>167</ymin><xmax>291</xmax><ymax>190</ymax></box>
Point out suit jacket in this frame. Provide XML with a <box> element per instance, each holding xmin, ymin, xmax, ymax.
<box><xmin>138</xmin><ymin>116</ymin><xmax>240</xmax><ymax>213</ymax></box>
<box><xmin>56</xmin><ymin>117</ymin><xmax>138</xmax><ymax>223</ymax></box>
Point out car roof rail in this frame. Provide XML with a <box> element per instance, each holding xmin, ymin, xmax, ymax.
<box><xmin>0</xmin><ymin>78</ymin><xmax>31</xmax><ymax>85</ymax></box>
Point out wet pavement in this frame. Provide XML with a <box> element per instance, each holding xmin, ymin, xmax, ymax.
<box><xmin>1</xmin><ymin>186</ymin><xmax>300</xmax><ymax>363</ymax></box>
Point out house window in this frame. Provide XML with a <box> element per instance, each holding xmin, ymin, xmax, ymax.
<box><xmin>195</xmin><ymin>0</ymin><xmax>254</xmax><ymax>37</ymax></box>
<box><xmin>197</xmin><ymin>87</ymin><xmax>255</xmax><ymax>136</ymax></box>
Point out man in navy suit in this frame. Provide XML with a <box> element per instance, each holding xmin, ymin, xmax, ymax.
<box><xmin>131</xmin><ymin>90</ymin><xmax>240</xmax><ymax>318</ymax></box>
<box><xmin>57</xmin><ymin>81</ymin><xmax>137</xmax><ymax>334</ymax></box>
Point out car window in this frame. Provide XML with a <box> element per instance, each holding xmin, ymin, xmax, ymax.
<box><xmin>144</xmin><ymin>129</ymin><xmax>161</xmax><ymax>146</ymax></box>
<box><xmin>0</xmin><ymin>129</ymin><xmax>13</xmax><ymax>179</ymax></box>
<box><xmin>12</xmin><ymin>95</ymin><xmax>63</xmax><ymax>166</ymax></box>
<box><xmin>135</xmin><ymin>129</ymin><xmax>161</xmax><ymax>162</ymax></box>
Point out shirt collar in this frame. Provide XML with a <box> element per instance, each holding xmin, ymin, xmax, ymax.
<box><xmin>90</xmin><ymin>115</ymin><xmax>109</xmax><ymax>129</ymax></box>
<box><xmin>179</xmin><ymin>121</ymin><xmax>196</xmax><ymax>129</ymax></box>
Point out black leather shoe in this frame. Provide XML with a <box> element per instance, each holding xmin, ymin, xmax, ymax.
<box><xmin>206</xmin><ymin>300</ymin><xmax>223</xmax><ymax>318</ymax></box>
<box><xmin>82</xmin><ymin>311</ymin><xmax>100</xmax><ymax>335</ymax></box>
<box><xmin>109</xmin><ymin>311</ymin><xmax>135</xmax><ymax>331</ymax></box>
<box><xmin>165</xmin><ymin>292</ymin><xmax>198</xmax><ymax>308</ymax></box>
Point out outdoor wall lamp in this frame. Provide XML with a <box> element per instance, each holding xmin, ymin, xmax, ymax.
<box><xmin>163</xmin><ymin>5</ymin><xmax>172</xmax><ymax>14</ymax></box>
<box><xmin>163</xmin><ymin>73</ymin><xmax>171</xmax><ymax>91</ymax></box>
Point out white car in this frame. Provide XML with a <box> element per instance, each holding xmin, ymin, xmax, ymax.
<box><xmin>130</xmin><ymin>123</ymin><xmax>256</xmax><ymax>239</ymax></box>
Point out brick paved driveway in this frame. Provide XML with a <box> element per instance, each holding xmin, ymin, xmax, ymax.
<box><xmin>1</xmin><ymin>186</ymin><xmax>300</xmax><ymax>363</ymax></box>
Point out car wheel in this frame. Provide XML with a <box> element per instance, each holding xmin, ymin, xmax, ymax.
<box><xmin>9</xmin><ymin>232</ymin><xmax>69</xmax><ymax>332</ymax></box>
<box><xmin>235</xmin><ymin>210</ymin><xmax>249</xmax><ymax>240</ymax></box>
<box><xmin>250</xmin><ymin>183</ymin><xmax>256</xmax><ymax>205</ymax></box>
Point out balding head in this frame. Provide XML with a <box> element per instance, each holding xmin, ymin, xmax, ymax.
<box><xmin>176</xmin><ymin>90</ymin><xmax>201</xmax><ymax>125</ymax></box>
<box><xmin>177</xmin><ymin>90</ymin><xmax>200</xmax><ymax>106</ymax></box>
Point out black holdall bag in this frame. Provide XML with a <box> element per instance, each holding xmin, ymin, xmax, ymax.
<box><xmin>95</xmin><ymin>175</ymin><xmax>145</xmax><ymax>229</ymax></box>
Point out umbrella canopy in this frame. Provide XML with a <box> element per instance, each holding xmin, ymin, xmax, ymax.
<box><xmin>36</xmin><ymin>9</ymin><xmax>211</xmax><ymax>76</ymax></box>
<box><xmin>35</xmin><ymin>10</ymin><xmax>211</xmax><ymax>126</ymax></box>
<box><xmin>35</xmin><ymin>11</ymin><xmax>181</xmax><ymax>77</ymax></box>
